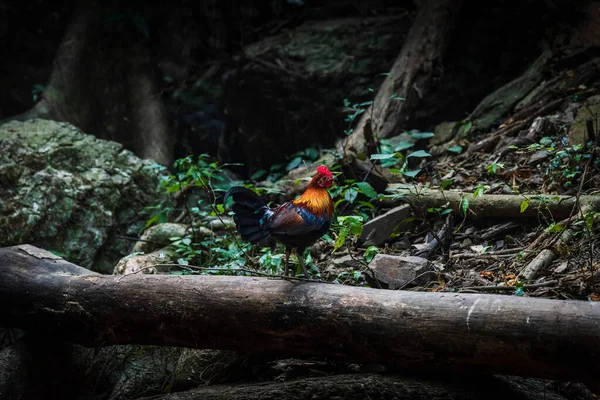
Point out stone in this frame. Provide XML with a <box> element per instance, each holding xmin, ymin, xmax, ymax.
<box><xmin>0</xmin><ymin>119</ymin><xmax>170</xmax><ymax>272</ymax></box>
<box><xmin>329</xmin><ymin>254</ymin><xmax>364</xmax><ymax>270</ymax></box>
<box><xmin>568</xmin><ymin>95</ymin><xmax>600</xmax><ymax>146</ymax></box>
<box><xmin>367</xmin><ymin>254</ymin><xmax>432</xmax><ymax>289</ymax></box>
<box><xmin>360</xmin><ymin>204</ymin><xmax>412</xmax><ymax>246</ymax></box>
<box><xmin>132</xmin><ymin>222</ymin><xmax>190</xmax><ymax>254</ymax></box>
<box><xmin>113</xmin><ymin>249</ymin><xmax>178</xmax><ymax>275</ymax></box>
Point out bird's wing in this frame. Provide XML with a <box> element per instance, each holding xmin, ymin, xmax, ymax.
<box><xmin>267</xmin><ymin>203</ymin><xmax>328</xmax><ymax>236</ymax></box>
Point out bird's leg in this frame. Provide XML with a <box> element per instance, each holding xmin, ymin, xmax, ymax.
<box><xmin>297</xmin><ymin>247</ymin><xmax>309</xmax><ymax>278</ymax></box>
<box><xmin>284</xmin><ymin>247</ymin><xmax>291</xmax><ymax>276</ymax></box>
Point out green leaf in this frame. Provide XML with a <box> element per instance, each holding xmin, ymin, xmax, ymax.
<box><xmin>463</xmin><ymin>120</ymin><xmax>473</xmax><ymax>134</ymax></box>
<box><xmin>333</xmin><ymin>229</ymin><xmax>347</xmax><ymax>252</ymax></box>
<box><xmin>338</xmin><ymin>215</ymin><xmax>364</xmax><ymax>237</ymax></box>
<box><xmin>370</xmin><ymin>153</ymin><xmax>397</xmax><ymax>160</ymax></box>
<box><xmin>520</xmin><ymin>199</ymin><xmax>530</xmax><ymax>213</ymax></box>
<box><xmin>251</xmin><ymin>169</ymin><xmax>266</xmax><ymax>180</ymax></box>
<box><xmin>586</xmin><ymin>211</ymin><xmax>596</xmax><ymax>231</ymax></box>
<box><xmin>286</xmin><ymin>157</ymin><xmax>302</xmax><ymax>171</ymax></box>
<box><xmin>447</xmin><ymin>145</ymin><xmax>463</xmax><ymax>154</ymax></box>
<box><xmin>440</xmin><ymin>208</ymin><xmax>453</xmax><ymax>216</ymax></box>
<box><xmin>364</xmin><ymin>245</ymin><xmax>379</xmax><ymax>263</ymax></box>
<box><xmin>473</xmin><ymin>185</ymin><xmax>485</xmax><ymax>199</ymax></box>
<box><xmin>460</xmin><ymin>196</ymin><xmax>469</xmax><ymax>215</ymax></box>
<box><xmin>402</xmin><ymin>169</ymin><xmax>421</xmax><ymax>178</ymax></box>
<box><xmin>357</xmin><ymin>200</ymin><xmax>375</xmax><ymax>209</ymax></box>
<box><xmin>344</xmin><ymin>188</ymin><xmax>359</xmax><ymax>204</ymax></box>
<box><xmin>545</xmin><ymin>223</ymin><xmax>565</xmax><ymax>233</ymax></box>
<box><xmin>353</xmin><ymin>271</ymin><xmax>362</xmax><ymax>281</ymax></box>
<box><xmin>355</xmin><ymin>182</ymin><xmax>377</xmax><ymax>198</ymax></box>
<box><xmin>305</xmin><ymin>147</ymin><xmax>319</xmax><ymax>160</ymax></box>
<box><xmin>145</xmin><ymin>214</ymin><xmax>160</xmax><ymax>228</ymax></box>
<box><xmin>394</xmin><ymin>142</ymin><xmax>415</xmax><ymax>151</ymax></box>
<box><xmin>334</xmin><ymin>198</ymin><xmax>346</xmax><ymax>208</ymax></box>
<box><xmin>407</xmin><ymin>150</ymin><xmax>431</xmax><ymax>158</ymax></box>
<box><xmin>409</xmin><ymin>131</ymin><xmax>435</xmax><ymax>139</ymax></box>
<box><xmin>441</xmin><ymin>178</ymin><xmax>454</xmax><ymax>190</ymax></box>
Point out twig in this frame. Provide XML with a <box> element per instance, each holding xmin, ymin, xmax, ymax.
<box><xmin>459</xmin><ymin>280</ymin><xmax>558</xmax><ymax>292</ymax></box>
<box><xmin>397</xmin><ymin>270</ymin><xmax>442</xmax><ymax>290</ymax></box>
<box><xmin>451</xmin><ymin>247</ymin><xmax>525</xmax><ymax>260</ymax></box>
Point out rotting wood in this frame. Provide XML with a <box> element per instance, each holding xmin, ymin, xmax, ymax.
<box><xmin>2</xmin><ymin>244</ymin><xmax>600</xmax><ymax>389</ymax></box>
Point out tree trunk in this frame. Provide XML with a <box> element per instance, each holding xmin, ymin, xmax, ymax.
<box><xmin>3</xmin><ymin>3</ymin><xmax>174</xmax><ymax>167</ymax></box>
<box><xmin>2</xmin><ymin>245</ymin><xmax>600</xmax><ymax>389</ymax></box>
<box><xmin>4</xmin><ymin>4</ymin><xmax>98</xmax><ymax>125</ymax></box>
<box><xmin>340</xmin><ymin>0</ymin><xmax>464</xmax><ymax>158</ymax></box>
<box><xmin>128</xmin><ymin>40</ymin><xmax>174</xmax><ymax>166</ymax></box>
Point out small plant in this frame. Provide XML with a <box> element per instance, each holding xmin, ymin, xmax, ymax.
<box><xmin>332</xmin><ymin>215</ymin><xmax>364</xmax><ymax>253</ymax></box>
<box><xmin>487</xmin><ymin>161</ymin><xmax>505</xmax><ymax>175</ymax></box>
<box><xmin>427</xmin><ymin>204</ymin><xmax>453</xmax><ymax>217</ymax></box>
<box><xmin>31</xmin><ymin>84</ymin><xmax>46</xmax><ymax>102</ymax></box>
<box><xmin>473</xmin><ymin>183</ymin><xmax>489</xmax><ymax>199</ymax></box>
<box><xmin>510</xmin><ymin>136</ymin><xmax>595</xmax><ymax>190</ymax></box>
<box><xmin>146</xmin><ymin>155</ymin><xmax>251</xmax><ymax>271</ymax></box>
<box><xmin>329</xmin><ymin>178</ymin><xmax>378</xmax><ymax>221</ymax></box>
<box><xmin>364</xmin><ymin>245</ymin><xmax>379</xmax><ymax>263</ymax></box>
<box><xmin>342</xmin><ymin>73</ymin><xmax>404</xmax><ymax>137</ymax></box>
<box><xmin>370</xmin><ymin>147</ymin><xmax>432</xmax><ymax>179</ymax></box>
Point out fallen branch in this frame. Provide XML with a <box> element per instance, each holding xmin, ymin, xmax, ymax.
<box><xmin>383</xmin><ymin>186</ymin><xmax>595</xmax><ymax>221</ymax></box>
<box><xmin>2</xmin><ymin>245</ymin><xmax>600</xmax><ymax>389</ymax></box>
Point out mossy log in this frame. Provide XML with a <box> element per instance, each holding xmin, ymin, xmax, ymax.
<box><xmin>384</xmin><ymin>186</ymin><xmax>597</xmax><ymax>220</ymax></box>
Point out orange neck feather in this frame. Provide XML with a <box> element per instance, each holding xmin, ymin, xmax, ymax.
<box><xmin>293</xmin><ymin>180</ymin><xmax>333</xmax><ymax>217</ymax></box>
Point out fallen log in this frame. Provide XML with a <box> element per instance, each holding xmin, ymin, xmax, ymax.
<box><xmin>137</xmin><ymin>373</ymin><xmax>589</xmax><ymax>400</ymax></box>
<box><xmin>1</xmin><ymin>245</ymin><xmax>600</xmax><ymax>388</ymax></box>
<box><xmin>384</xmin><ymin>186</ymin><xmax>597</xmax><ymax>220</ymax></box>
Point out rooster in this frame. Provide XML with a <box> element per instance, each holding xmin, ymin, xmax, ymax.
<box><xmin>224</xmin><ymin>165</ymin><xmax>334</xmax><ymax>277</ymax></box>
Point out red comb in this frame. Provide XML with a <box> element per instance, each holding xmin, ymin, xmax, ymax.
<box><xmin>317</xmin><ymin>165</ymin><xmax>332</xmax><ymax>177</ymax></box>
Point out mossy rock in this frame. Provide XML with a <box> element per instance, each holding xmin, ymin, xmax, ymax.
<box><xmin>0</xmin><ymin>119</ymin><xmax>169</xmax><ymax>272</ymax></box>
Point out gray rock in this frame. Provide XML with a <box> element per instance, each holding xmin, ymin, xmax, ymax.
<box><xmin>329</xmin><ymin>254</ymin><xmax>364</xmax><ymax>270</ymax></box>
<box><xmin>360</xmin><ymin>204</ymin><xmax>412</xmax><ymax>246</ymax></box>
<box><xmin>367</xmin><ymin>254</ymin><xmax>432</xmax><ymax>289</ymax></box>
<box><xmin>528</xmin><ymin>150</ymin><xmax>550</xmax><ymax>166</ymax></box>
<box><xmin>113</xmin><ymin>249</ymin><xmax>179</xmax><ymax>275</ymax></box>
<box><xmin>0</xmin><ymin>119</ymin><xmax>169</xmax><ymax>272</ymax></box>
<box><xmin>131</xmin><ymin>222</ymin><xmax>190</xmax><ymax>254</ymax></box>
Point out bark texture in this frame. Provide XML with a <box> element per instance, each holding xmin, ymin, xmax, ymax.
<box><xmin>1</xmin><ymin>245</ymin><xmax>600</xmax><ymax>388</ymax></box>
<box><xmin>136</xmin><ymin>373</ymin><xmax>581</xmax><ymax>400</ymax></box>
<box><xmin>384</xmin><ymin>186</ymin><xmax>596</xmax><ymax>220</ymax></box>
<box><xmin>341</xmin><ymin>0</ymin><xmax>464</xmax><ymax>157</ymax></box>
